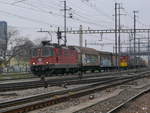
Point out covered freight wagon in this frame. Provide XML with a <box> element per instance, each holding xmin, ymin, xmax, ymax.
<box><xmin>73</xmin><ymin>46</ymin><xmax>100</xmax><ymax>72</ymax></box>
<box><xmin>99</xmin><ymin>51</ymin><xmax>112</xmax><ymax>67</ymax></box>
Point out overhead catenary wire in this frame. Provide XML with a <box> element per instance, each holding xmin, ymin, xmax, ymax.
<box><xmin>0</xmin><ymin>3</ymin><xmax>101</xmax><ymax>31</ymax></box>
<box><xmin>68</xmin><ymin>0</ymin><xmax>114</xmax><ymax>25</ymax></box>
<box><xmin>0</xmin><ymin>9</ymin><xmax>61</xmax><ymax>28</ymax></box>
<box><xmin>3</xmin><ymin>0</ymin><xmax>150</xmax><ymax>30</ymax></box>
<box><xmin>68</xmin><ymin>1</ymin><xmax>105</xmax><ymax>19</ymax></box>
<box><xmin>59</xmin><ymin>0</ymin><xmax>114</xmax><ymax>28</ymax></box>
<box><xmin>0</xmin><ymin>1</ymin><xmax>78</xmax><ymax>29</ymax></box>
<box><xmin>47</xmin><ymin>0</ymin><xmax>113</xmax><ymax>28</ymax></box>
<box><xmin>37</xmin><ymin>0</ymin><xmax>61</xmax><ymax>10</ymax></box>
<box><xmin>40</xmin><ymin>0</ymin><xmax>63</xmax><ymax>9</ymax></box>
<box><xmin>4</xmin><ymin>0</ymin><xmax>104</xmax><ymax>28</ymax></box>
<box><xmin>8</xmin><ymin>25</ymin><xmax>46</xmax><ymax>30</ymax></box>
<box><xmin>11</xmin><ymin>0</ymin><xmax>28</xmax><ymax>4</ymax></box>
<box><xmin>71</xmin><ymin>17</ymin><xmax>112</xmax><ymax>28</ymax></box>
<box><xmin>80</xmin><ymin>0</ymin><xmax>114</xmax><ymax>21</ymax></box>
<box><xmin>0</xmin><ymin>0</ymin><xmax>114</xmax><ymax>29</ymax></box>
<box><xmin>17</xmin><ymin>1</ymin><xmax>63</xmax><ymax>17</ymax></box>
<box><xmin>122</xmin><ymin>8</ymin><xmax>150</xmax><ymax>28</ymax></box>
<box><xmin>72</xmin><ymin>9</ymin><xmax>114</xmax><ymax>25</ymax></box>
<box><xmin>0</xmin><ymin>0</ymin><xmax>63</xmax><ymax>17</ymax></box>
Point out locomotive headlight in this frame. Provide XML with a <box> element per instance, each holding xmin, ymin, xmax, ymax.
<box><xmin>32</xmin><ymin>62</ymin><xmax>36</xmax><ymax>65</ymax></box>
<box><xmin>46</xmin><ymin>62</ymin><xmax>49</xmax><ymax>64</ymax></box>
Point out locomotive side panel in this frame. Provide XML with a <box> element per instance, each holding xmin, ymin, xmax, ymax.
<box><xmin>73</xmin><ymin>46</ymin><xmax>100</xmax><ymax>72</ymax></box>
<box><xmin>56</xmin><ymin>48</ymin><xmax>78</xmax><ymax>65</ymax></box>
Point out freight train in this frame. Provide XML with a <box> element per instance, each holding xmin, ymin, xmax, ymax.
<box><xmin>30</xmin><ymin>41</ymin><xmax>145</xmax><ymax>76</ymax></box>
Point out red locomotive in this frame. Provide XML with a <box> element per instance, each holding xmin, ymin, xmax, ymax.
<box><xmin>30</xmin><ymin>41</ymin><xmax>80</xmax><ymax>76</ymax></box>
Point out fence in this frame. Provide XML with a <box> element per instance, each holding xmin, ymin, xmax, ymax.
<box><xmin>1</xmin><ymin>64</ymin><xmax>31</xmax><ymax>73</ymax></box>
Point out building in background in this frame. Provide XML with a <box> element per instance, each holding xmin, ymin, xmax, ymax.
<box><xmin>0</xmin><ymin>21</ymin><xmax>7</xmax><ymax>57</ymax></box>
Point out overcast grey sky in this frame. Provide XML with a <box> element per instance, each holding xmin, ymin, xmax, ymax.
<box><xmin>0</xmin><ymin>0</ymin><xmax>149</xmax><ymax>52</ymax></box>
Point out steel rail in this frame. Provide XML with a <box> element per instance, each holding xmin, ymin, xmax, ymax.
<box><xmin>0</xmin><ymin>71</ymin><xmax>150</xmax><ymax>113</ymax></box>
<box><xmin>72</xmin><ymin>71</ymin><xmax>150</xmax><ymax>113</ymax></box>
<box><xmin>0</xmin><ymin>67</ymin><xmax>145</xmax><ymax>83</ymax></box>
<box><xmin>0</xmin><ymin>76</ymin><xmax>117</xmax><ymax>92</ymax></box>
<box><xmin>0</xmin><ymin>68</ymin><xmax>145</xmax><ymax>92</ymax></box>
<box><xmin>106</xmin><ymin>87</ymin><xmax>150</xmax><ymax>113</ymax></box>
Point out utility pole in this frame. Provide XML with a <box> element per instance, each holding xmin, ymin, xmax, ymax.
<box><xmin>79</xmin><ymin>25</ymin><xmax>83</xmax><ymax>79</ymax></box>
<box><xmin>60</xmin><ymin>0</ymin><xmax>72</xmax><ymax>46</ymax></box>
<box><xmin>133</xmin><ymin>10</ymin><xmax>138</xmax><ymax>67</ymax></box>
<box><xmin>64</xmin><ymin>0</ymin><xmax>67</xmax><ymax>46</ymax></box>
<box><xmin>79</xmin><ymin>25</ymin><xmax>83</xmax><ymax>47</ymax></box>
<box><xmin>85</xmin><ymin>40</ymin><xmax>87</xmax><ymax>48</ymax></box>
<box><xmin>118</xmin><ymin>3</ymin><xmax>121</xmax><ymax>71</ymax></box>
<box><xmin>113</xmin><ymin>45</ymin><xmax>115</xmax><ymax>54</ymax></box>
<box><xmin>115</xmin><ymin>3</ymin><xmax>118</xmax><ymax>70</ymax></box>
<box><xmin>117</xmin><ymin>3</ymin><xmax>126</xmax><ymax>71</ymax></box>
<box><xmin>129</xmin><ymin>33</ymin><xmax>133</xmax><ymax>55</ymax></box>
<box><xmin>138</xmin><ymin>38</ymin><xmax>140</xmax><ymax>60</ymax></box>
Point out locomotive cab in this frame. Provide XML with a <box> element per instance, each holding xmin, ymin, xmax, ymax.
<box><xmin>30</xmin><ymin>47</ymin><xmax>54</xmax><ymax>65</ymax></box>
<box><xmin>30</xmin><ymin>45</ymin><xmax>56</xmax><ymax>76</ymax></box>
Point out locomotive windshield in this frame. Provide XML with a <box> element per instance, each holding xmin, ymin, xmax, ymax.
<box><xmin>31</xmin><ymin>48</ymin><xmax>38</xmax><ymax>57</ymax></box>
<box><xmin>42</xmin><ymin>47</ymin><xmax>54</xmax><ymax>56</ymax></box>
<box><xmin>31</xmin><ymin>47</ymin><xmax>54</xmax><ymax>57</ymax></box>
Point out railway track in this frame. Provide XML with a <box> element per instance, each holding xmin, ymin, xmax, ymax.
<box><xmin>0</xmin><ymin>76</ymin><xmax>117</xmax><ymax>92</ymax></box>
<box><xmin>0</xmin><ymin>68</ymin><xmax>147</xmax><ymax>92</ymax></box>
<box><xmin>106</xmin><ymin>87</ymin><xmax>150</xmax><ymax>113</ymax></box>
<box><xmin>0</xmin><ymin>70</ymin><xmax>149</xmax><ymax>113</ymax></box>
<box><xmin>0</xmin><ymin>73</ymin><xmax>35</xmax><ymax>81</ymax></box>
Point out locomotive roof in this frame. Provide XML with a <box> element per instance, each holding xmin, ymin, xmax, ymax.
<box><xmin>98</xmin><ymin>51</ymin><xmax>113</xmax><ymax>55</ymax></box>
<box><xmin>31</xmin><ymin>43</ymin><xmax>114</xmax><ymax>55</ymax></box>
<box><xmin>68</xmin><ymin>45</ymin><xmax>115</xmax><ymax>55</ymax></box>
<box><xmin>70</xmin><ymin>46</ymin><xmax>99</xmax><ymax>55</ymax></box>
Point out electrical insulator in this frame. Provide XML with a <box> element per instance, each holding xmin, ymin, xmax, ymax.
<box><xmin>69</xmin><ymin>13</ymin><xmax>73</xmax><ymax>18</ymax></box>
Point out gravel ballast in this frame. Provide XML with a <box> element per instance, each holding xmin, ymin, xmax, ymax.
<box><xmin>0</xmin><ymin>86</ymin><xmax>65</xmax><ymax>103</ymax></box>
<box><xmin>28</xmin><ymin>76</ymin><xmax>150</xmax><ymax>113</ymax></box>
<box><xmin>75</xmin><ymin>78</ymin><xmax>150</xmax><ymax>113</ymax></box>
<box><xmin>116</xmin><ymin>92</ymin><xmax>150</xmax><ymax>113</ymax></box>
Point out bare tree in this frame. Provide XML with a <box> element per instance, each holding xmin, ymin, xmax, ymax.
<box><xmin>0</xmin><ymin>29</ymin><xmax>18</xmax><ymax>67</ymax></box>
<box><xmin>0</xmin><ymin>29</ymin><xmax>34</xmax><ymax>72</ymax></box>
<box><xmin>14</xmin><ymin>38</ymin><xmax>35</xmax><ymax>62</ymax></box>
